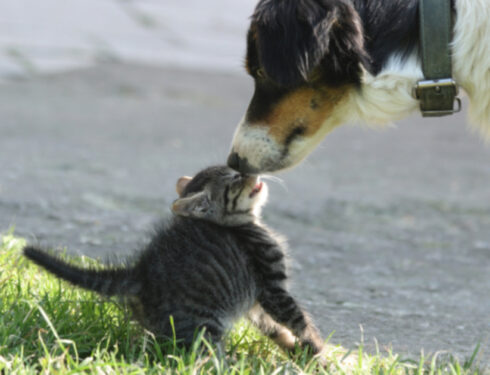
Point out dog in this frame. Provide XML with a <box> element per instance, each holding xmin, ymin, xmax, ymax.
<box><xmin>227</xmin><ymin>0</ymin><xmax>490</xmax><ymax>174</ymax></box>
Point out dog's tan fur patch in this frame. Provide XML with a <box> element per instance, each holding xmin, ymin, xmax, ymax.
<box><xmin>263</xmin><ymin>86</ymin><xmax>351</xmax><ymax>144</ymax></box>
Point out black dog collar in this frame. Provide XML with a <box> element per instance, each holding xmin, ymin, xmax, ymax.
<box><xmin>412</xmin><ymin>0</ymin><xmax>461</xmax><ymax>117</ymax></box>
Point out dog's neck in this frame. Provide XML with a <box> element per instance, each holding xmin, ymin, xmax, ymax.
<box><xmin>343</xmin><ymin>0</ymin><xmax>490</xmax><ymax>140</ymax></box>
<box><xmin>346</xmin><ymin>51</ymin><xmax>422</xmax><ymax>126</ymax></box>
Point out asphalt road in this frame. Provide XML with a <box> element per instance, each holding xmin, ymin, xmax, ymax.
<box><xmin>1</xmin><ymin>63</ymin><xmax>488</xmax><ymax>366</ymax></box>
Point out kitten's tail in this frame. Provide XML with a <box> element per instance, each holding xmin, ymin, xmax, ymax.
<box><xmin>23</xmin><ymin>246</ymin><xmax>141</xmax><ymax>297</ymax></box>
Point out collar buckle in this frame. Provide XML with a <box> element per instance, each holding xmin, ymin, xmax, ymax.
<box><xmin>412</xmin><ymin>78</ymin><xmax>462</xmax><ymax>117</ymax></box>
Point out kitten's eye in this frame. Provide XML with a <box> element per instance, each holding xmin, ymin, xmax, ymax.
<box><xmin>256</xmin><ymin>68</ymin><xmax>265</xmax><ymax>79</ymax></box>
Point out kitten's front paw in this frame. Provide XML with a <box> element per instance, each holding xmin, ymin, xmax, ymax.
<box><xmin>301</xmin><ymin>337</ymin><xmax>324</xmax><ymax>356</ymax></box>
<box><xmin>293</xmin><ymin>338</ymin><xmax>328</xmax><ymax>368</ymax></box>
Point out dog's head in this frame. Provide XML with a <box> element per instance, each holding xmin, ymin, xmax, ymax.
<box><xmin>228</xmin><ymin>0</ymin><xmax>368</xmax><ymax>173</ymax></box>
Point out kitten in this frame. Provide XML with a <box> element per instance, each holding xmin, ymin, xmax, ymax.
<box><xmin>23</xmin><ymin>166</ymin><xmax>324</xmax><ymax>355</ymax></box>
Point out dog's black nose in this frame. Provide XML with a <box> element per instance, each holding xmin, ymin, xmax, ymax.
<box><xmin>227</xmin><ymin>151</ymin><xmax>241</xmax><ymax>171</ymax></box>
<box><xmin>227</xmin><ymin>152</ymin><xmax>259</xmax><ymax>174</ymax></box>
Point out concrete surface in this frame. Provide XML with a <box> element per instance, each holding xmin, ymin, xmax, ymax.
<box><xmin>0</xmin><ymin>0</ymin><xmax>255</xmax><ymax>78</ymax></box>
<box><xmin>0</xmin><ymin>63</ymin><xmax>489</xmax><ymax>366</ymax></box>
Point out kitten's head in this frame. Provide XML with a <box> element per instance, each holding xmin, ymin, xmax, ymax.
<box><xmin>171</xmin><ymin>166</ymin><xmax>268</xmax><ymax>226</ymax></box>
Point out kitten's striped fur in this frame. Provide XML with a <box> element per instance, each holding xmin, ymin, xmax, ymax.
<box><xmin>23</xmin><ymin>166</ymin><xmax>324</xmax><ymax>355</ymax></box>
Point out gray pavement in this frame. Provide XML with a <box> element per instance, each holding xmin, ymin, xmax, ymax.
<box><xmin>1</xmin><ymin>63</ymin><xmax>489</xmax><ymax>366</ymax></box>
<box><xmin>0</xmin><ymin>0</ymin><xmax>255</xmax><ymax>79</ymax></box>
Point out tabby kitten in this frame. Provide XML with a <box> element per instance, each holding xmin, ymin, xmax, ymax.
<box><xmin>24</xmin><ymin>166</ymin><xmax>324</xmax><ymax>355</ymax></box>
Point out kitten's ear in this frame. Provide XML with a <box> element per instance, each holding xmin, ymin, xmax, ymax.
<box><xmin>172</xmin><ymin>192</ymin><xmax>211</xmax><ymax>218</ymax></box>
<box><xmin>176</xmin><ymin>176</ymin><xmax>192</xmax><ymax>196</ymax></box>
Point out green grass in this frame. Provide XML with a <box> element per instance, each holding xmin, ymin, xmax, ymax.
<box><xmin>0</xmin><ymin>232</ymin><xmax>485</xmax><ymax>374</ymax></box>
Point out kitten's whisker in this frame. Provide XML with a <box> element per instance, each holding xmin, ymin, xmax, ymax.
<box><xmin>260</xmin><ymin>175</ymin><xmax>288</xmax><ymax>192</ymax></box>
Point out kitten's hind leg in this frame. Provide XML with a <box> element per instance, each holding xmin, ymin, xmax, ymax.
<box><xmin>247</xmin><ymin>304</ymin><xmax>296</xmax><ymax>352</ymax></box>
<box><xmin>257</xmin><ymin>288</ymin><xmax>324</xmax><ymax>355</ymax></box>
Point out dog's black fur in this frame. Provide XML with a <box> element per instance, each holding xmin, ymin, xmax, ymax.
<box><xmin>251</xmin><ymin>0</ymin><xmax>369</xmax><ymax>86</ymax></box>
<box><xmin>244</xmin><ymin>0</ymin><xmax>423</xmax><ymax>127</ymax></box>
<box><xmin>352</xmin><ymin>0</ymin><xmax>419</xmax><ymax>74</ymax></box>
<box><xmin>247</xmin><ymin>0</ymin><xmax>456</xmax><ymax>87</ymax></box>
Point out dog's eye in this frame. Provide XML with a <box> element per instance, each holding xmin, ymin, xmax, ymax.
<box><xmin>256</xmin><ymin>68</ymin><xmax>265</xmax><ymax>79</ymax></box>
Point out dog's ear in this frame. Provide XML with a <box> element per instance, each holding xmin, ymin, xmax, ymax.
<box><xmin>252</xmin><ymin>0</ymin><xmax>369</xmax><ymax>86</ymax></box>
